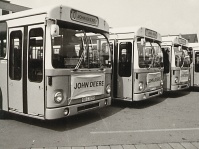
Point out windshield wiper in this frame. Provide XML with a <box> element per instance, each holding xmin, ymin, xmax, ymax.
<box><xmin>74</xmin><ymin>32</ymin><xmax>89</xmax><ymax>71</ymax></box>
<box><xmin>180</xmin><ymin>51</ymin><xmax>186</xmax><ymax>68</ymax></box>
<box><xmin>147</xmin><ymin>42</ymin><xmax>156</xmax><ymax>70</ymax></box>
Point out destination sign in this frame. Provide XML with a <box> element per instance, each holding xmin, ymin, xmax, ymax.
<box><xmin>147</xmin><ymin>72</ymin><xmax>161</xmax><ymax>88</ymax></box>
<box><xmin>145</xmin><ymin>29</ymin><xmax>157</xmax><ymax>39</ymax></box>
<box><xmin>178</xmin><ymin>38</ymin><xmax>187</xmax><ymax>45</ymax></box>
<box><xmin>70</xmin><ymin>9</ymin><xmax>99</xmax><ymax>26</ymax></box>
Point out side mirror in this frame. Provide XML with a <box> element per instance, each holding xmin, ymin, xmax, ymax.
<box><xmin>51</xmin><ymin>24</ymin><xmax>59</xmax><ymax>37</ymax></box>
<box><xmin>141</xmin><ymin>38</ymin><xmax>146</xmax><ymax>46</ymax></box>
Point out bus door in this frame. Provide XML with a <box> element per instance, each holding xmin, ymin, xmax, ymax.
<box><xmin>8</xmin><ymin>27</ymin><xmax>24</xmax><ymax>113</ymax></box>
<box><xmin>194</xmin><ymin>51</ymin><xmax>199</xmax><ymax>86</ymax></box>
<box><xmin>8</xmin><ymin>25</ymin><xmax>45</xmax><ymax>117</ymax></box>
<box><xmin>114</xmin><ymin>40</ymin><xmax>133</xmax><ymax>100</ymax></box>
<box><xmin>27</xmin><ymin>25</ymin><xmax>45</xmax><ymax>116</ymax></box>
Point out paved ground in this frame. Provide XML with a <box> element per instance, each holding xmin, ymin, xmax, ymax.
<box><xmin>29</xmin><ymin>142</ymin><xmax>199</xmax><ymax>149</ymax></box>
<box><xmin>1</xmin><ymin>89</ymin><xmax>199</xmax><ymax>149</ymax></box>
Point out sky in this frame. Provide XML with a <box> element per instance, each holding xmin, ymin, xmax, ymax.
<box><xmin>9</xmin><ymin>0</ymin><xmax>199</xmax><ymax>37</ymax></box>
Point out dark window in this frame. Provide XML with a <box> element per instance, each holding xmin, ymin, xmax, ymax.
<box><xmin>118</xmin><ymin>42</ymin><xmax>132</xmax><ymax>77</ymax></box>
<box><xmin>195</xmin><ymin>52</ymin><xmax>199</xmax><ymax>72</ymax></box>
<box><xmin>28</xmin><ymin>28</ymin><xmax>44</xmax><ymax>82</ymax></box>
<box><xmin>162</xmin><ymin>47</ymin><xmax>170</xmax><ymax>73</ymax></box>
<box><xmin>2</xmin><ymin>10</ymin><xmax>9</xmax><ymax>15</ymax></box>
<box><xmin>9</xmin><ymin>31</ymin><xmax>22</xmax><ymax>80</ymax></box>
<box><xmin>0</xmin><ymin>22</ymin><xmax>7</xmax><ymax>58</ymax></box>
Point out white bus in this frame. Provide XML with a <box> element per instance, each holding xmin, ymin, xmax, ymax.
<box><xmin>110</xmin><ymin>27</ymin><xmax>164</xmax><ymax>101</ymax></box>
<box><xmin>188</xmin><ymin>43</ymin><xmax>199</xmax><ymax>88</ymax></box>
<box><xmin>161</xmin><ymin>35</ymin><xmax>191</xmax><ymax>91</ymax></box>
<box><xmin>0</xmin><ymin>5</ymin><xmax>112</xmax><ymax>120</ymax></box>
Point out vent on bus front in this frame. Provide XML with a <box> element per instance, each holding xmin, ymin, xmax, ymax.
<box><xmin>181</xmin><ymin>85</ymin><xmax>187</xmax><ymax>89</ymax></box>
<box><xmin>77</xmin><ymin>103</ymin><xmax>99</xmax><ymax>112</ymax></box>
<box><xmin>149</xmin><ymin>91</ymin><xmax>158</xmax><ymax>97</ymax></box>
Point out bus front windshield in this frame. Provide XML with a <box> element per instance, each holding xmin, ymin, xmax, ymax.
<box><xmin>51</xmin><ymin>27</ymin><xmax>111</xmax><ymax>69</ymax></box>
<box><xmin>174</xmin><ymin>45</ymin><xmax>190</xmax><ymax>67</ymax></box>
<box><xmin>137</xmin><ymin>38</ymin><xmax>163</xmax><ymax>68</ymax></box>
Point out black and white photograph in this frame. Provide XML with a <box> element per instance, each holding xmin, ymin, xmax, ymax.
<box><xmin>0</xmin><ymin>0</ymin><xmax>199</xmax><ymax>148</ymax></box>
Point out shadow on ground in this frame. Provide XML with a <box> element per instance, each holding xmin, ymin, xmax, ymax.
<box><xmin>112</xmin><ymin>94</ymin><xmax>167</xmax><ymax>109</ymax></box>
<box><xmin>1</xmin><ymin>103</ymin><xmax>125</xmax><ymax>132</ymax></box>
<box><xmin>162</xmin><ymin>89</ymin><xmax>191</xmax><ymax>98</ymax></box>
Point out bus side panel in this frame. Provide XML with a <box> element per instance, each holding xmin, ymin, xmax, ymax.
<box><xmin>194</xmin><ymin>51</ymin><xmax>199</xmax><ymax>86</ymax></box>
<box><xmin>0</xmin><ymin>60</ymin><xmax>8</xmax><ymax>111</ymax></box>
<box><xmin>190</xmin><ymin>61</ymin><xmax>194</xmax><ymax>87</ymax></box>
<box><xmin>163</xmin><ymin>73</ymin><xmax>170</xmax><ymax>91</ymax></box>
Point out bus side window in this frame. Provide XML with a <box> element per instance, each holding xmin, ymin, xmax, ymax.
<box><xmin>119</xmin><ymin>42</ymin><xmax>132</xmax><ymax>77</ymax></box>
<box><xmin>9</xmin><ymin>31</ymin><xmax>22</xmax><ymax>80</ymax></box>
<box><xmin>0</xmin><ymin>22</ymin><xmax>7</xmax><ymax>58</ymax></box>
<box><xmin>28</xmin><ymin>28</ymin><xmax>44</xmax><ymax>82</ymax></box>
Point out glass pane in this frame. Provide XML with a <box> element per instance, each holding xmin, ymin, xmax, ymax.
<box><xmin>0</xmin><ymin>22</ymin><xmax>7</xmax><ymax>58</ymax></box>
<box><xmin>137</xmin><ymin>38</ymin><xmax>163</xmax><ymax>68</ymax></box>
<box><xmin>174</xmin><ymin>45</ymin><xmax>190</xmax><ymax>67</ymax></box>
<box><xmin>119</xmin><ymin>42</ymin><xmax>132</xmax><ymax>77</ymax></box>
<box><xmin>161</xmin><ymin>47</ymin><xmax>170</xmax><ymax>73</ymax></box>
<box><xmin>28</xmin><ymin>28</ymin><xmax>43</xmax><ymax>82</ymax></box>
<box><xmin>51</xmin><ymin>27</ymin><xmax>111</xmax><ymax>69</ymax></box>
<box><xmin>195</xmin><ymin>52</ymin><xmax>199</xmax><ymax>72</ymax></box>
<box><xmin>9</xmin><ymin>30</ymin><xmax>22</xmax><ymax>80</ymax></box>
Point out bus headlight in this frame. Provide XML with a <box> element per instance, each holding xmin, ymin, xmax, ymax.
<box><xmin>160</xmin><ymin>80</ymin><xmax>163</xmax><ymax>86</ymax></box>
<box><xmin>139</xmin><ymin>82</ymin><xmax>143</xmax><ymax>91</ymax></box>
<box><xmin>175</xmin><ymin>77</ymin><xmax>178</xmax><ymax>83</ymax></box>
<box><xmin>54</xmin><ymin>91</ymin><xmax>63</xmax><ymax>103</ymax></box>
<box><xmin>106</xmin><ymin>84</ymin><xmax>111</xmax><ymax>94</ymax></box>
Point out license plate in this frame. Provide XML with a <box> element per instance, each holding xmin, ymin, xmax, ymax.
<box><xmin>82</xmin><ymin>96</ymin><xmax>95</xmax><ymax>102</ymax></box>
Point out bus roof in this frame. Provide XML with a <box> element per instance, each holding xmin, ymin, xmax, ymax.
<box><xmin>162</xmin><ymin>35</ymin><xmax>188</xmax><ymax>46</ymax></box>
<box><xmin>188</xmin><ymin>43</ymin><xmax>199</xmax><ymax>51</ymax></box>
<box><xmin>0</xmin><ymin>4</ymin><xmax>109</xmax><ymax>32</ymax></box>
<box><xmin>109</xmin><ymin>26</ymin><xmax>161</xmax><ymax>41</ymax></box>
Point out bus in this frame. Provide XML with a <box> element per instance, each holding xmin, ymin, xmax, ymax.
<box><xmin>188</xmin><ymin>43</ymin><xmax>199</xmax><ymax>88</ymax></box>
<box><xmin>110</xmin><ymin>27</ymin><xmax>164</xmax><ymax>101</ymax></box>
<box><xmin>161</xmin><ymin>35</ymin><xmax>191</xmax><ymax>91</ymax></box>
<box><xmin>0</xmin><ymin>5</ymin><xmax>112</xmax><ymax>120</ymax></box>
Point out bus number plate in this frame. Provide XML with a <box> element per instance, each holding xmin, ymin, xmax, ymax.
<box><xmin>82</xmin><ymin>96</ymin><xmax>95</xmax><ymax>102</ymax></box>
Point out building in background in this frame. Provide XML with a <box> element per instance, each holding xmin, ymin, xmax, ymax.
<box><xmin>0</xmin><ymin>0</ymin><xmax>30</xmax><ymax>15</ymax></box>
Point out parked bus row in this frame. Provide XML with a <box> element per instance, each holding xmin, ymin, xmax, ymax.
<box><xmin>0</xmin><ymin>4</ymin><xmax>197</xmax><ymax>120</ymax></box>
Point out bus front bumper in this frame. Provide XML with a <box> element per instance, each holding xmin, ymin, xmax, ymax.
<box><xmin>133</xmin><ymin>88</ymin><xmax>163</xmax><ymax>101</ymax></box>
<box><xmin>45</xmin><ymin>97</ymin><xmax>111</xmax><ymax>120</ymax></box>
<box><xmin>170</xmin><ymin>83</ymin><xmax>190</xmax><ymax>91</ymax></box>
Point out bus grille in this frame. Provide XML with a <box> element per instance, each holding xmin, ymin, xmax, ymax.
<box><xmin>149</xmin><ymin>91</ymin><xmax>159</xmax><ymax>97</ymax></box>
<box><xmin>77</xmin><ymin>103</ymin><xmax>99</xmax><ymax>112</ymax></box>
<box><xmin>181</xmin><ymin>85</ymin><xmax>187</xmax><ymax>89</ymax></box>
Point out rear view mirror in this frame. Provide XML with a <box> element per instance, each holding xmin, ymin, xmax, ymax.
<box><xmin>51</xmin><ymin>24</ymin><xmax>59</xmax><ymax>37</ymax></box>
<box><xmin>178</xmin><ymin>46</ymin><xmax>182</xmax><ymax>51</ymax></box>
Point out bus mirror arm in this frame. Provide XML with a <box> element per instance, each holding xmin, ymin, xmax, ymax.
<box><xmin>51</xmin><ymin>24</ymin><xmax>59</xmax><ymax>37</ymax></box>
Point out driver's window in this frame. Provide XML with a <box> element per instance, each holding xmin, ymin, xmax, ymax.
<box><xmin>119</xmin><ymin>42</ymin><xmax>132</xmax><ymax>77</ymax></box>
<box><xmin>195</xmin><ymin>52</ymin><xmax>199</xmax><ymax>72</ymax></box>
<box><xmin>162</xmin><ymin>47</ymin><xmax>170</xmax><ymax>73</ymax></box>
